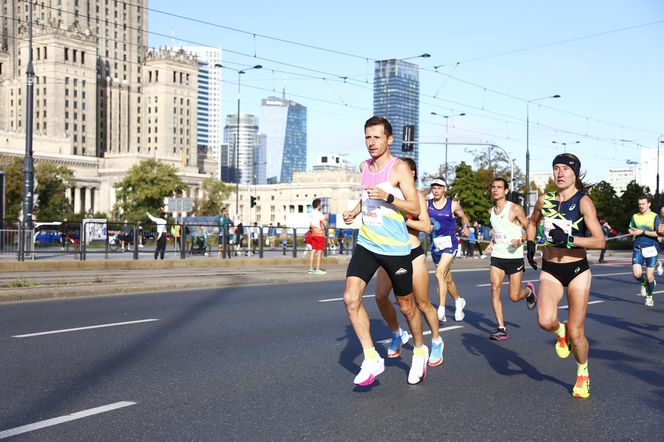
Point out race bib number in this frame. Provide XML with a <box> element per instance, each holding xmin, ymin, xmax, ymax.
<box><xmin>494</xmin><ymin>231</ymin><xmax>510</xmax><ymax>244</ymax></box>
<box><xmin>642</xmin><ymin>246</ymin><xmax>658</xmax><ymax>258</ymax></box>
<box><xmin>543</xmin><ymin>218</ymin><xmax>572</xmax><ymax>242</ymax></box>
<box><xmin>362</xmin><ymin>208</ymin><xmax>384</xmax><ymax>226</ymax></box>
<box><xmin>433</xmin><ymin>235</ymin><xmax>453</xmax><ymax>251</ymax></box>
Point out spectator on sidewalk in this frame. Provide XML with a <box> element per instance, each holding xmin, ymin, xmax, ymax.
<box><xmin>147</xmin><ymin>211</ymin><xmax>167</xmax><ymax>260</ymax></box>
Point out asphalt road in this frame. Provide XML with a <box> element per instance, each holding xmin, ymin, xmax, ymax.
<box><xmin>0</xmin><ymin>261</ymin><xmax>662</xmax><ymax>441</ymax></box>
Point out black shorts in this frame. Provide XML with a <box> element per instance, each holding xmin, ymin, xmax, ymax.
<box><xmin>346</xmin><ymin>244</ymin><xmax>413</xmax><ymax>296</ymax></box>
<box><xmin>410</xmin><ymin>244</ymin><xmax>425</xmax><ymax>261</ymax></box>
<box><xmin>542</xmin><ymin>258</ymin><xmax>590</xmax><ymax>287</ymax></box>
<box><xmin>490</xmin><ymin>257</ymin><xmax>525</xmax><ymax>275</ymax></box>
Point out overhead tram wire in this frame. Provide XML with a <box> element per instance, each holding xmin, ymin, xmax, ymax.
<box><xmin>13</xmin><ymin>3</ymin><xmax>661</xmax><ymax>143</ymax></box>
<box><xmin>27</xmin><ymin>0</ymin><xmax>661</xmax><ymax>139</ymax></box>
<box><xmin>433</xmin><ymin>18</ymin><xmax>664</xmax><ymax>68</ymax></box>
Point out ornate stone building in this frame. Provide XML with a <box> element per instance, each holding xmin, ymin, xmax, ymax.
<box><xmin>0</xmin><ymin>0</ymin><xmax>217</xmax><ymax>217</ymax></box>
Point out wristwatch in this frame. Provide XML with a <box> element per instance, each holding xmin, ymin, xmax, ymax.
<box><xmin>386</xmin><ymin>193</ymin><xmax>395</xmax><ymax>204</ymax></box>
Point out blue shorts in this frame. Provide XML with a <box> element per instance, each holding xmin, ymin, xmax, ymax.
<box><xmin>431</xmin><ymin>248</ymin><xmax>458</xmax><ymax>265</ymax></box>
<box><xmin>632</xmin><ymin>246</ymin><xmax>658</xmax><ymax>268</ymax></box>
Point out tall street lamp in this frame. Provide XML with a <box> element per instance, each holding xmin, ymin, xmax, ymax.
<box><xmin>551</xmin><ymin>140</ymin><xmax>580</xmax><ymax>151</ymax></box>
<box><xmin>658</xmin><ymin>136</ymin><xmax>664</xmax><ymax>211</ymax></box>
<box><xmin>525</xmin><ymin>94</ymin><xmax>560</xmax><ymax>214</ymax></box>
<box><xmin>215</xmin><ymin>63</ymin><xmax>262</xmax><ymax>215</ymax></box>
<box><xmin>431</xmin><ymin>111</ymin><xmax>466</xmax><ymax>181</ymax></box>
<box><xmin>22</xmin><ymin>0</ymin><xmax>35</xmax><ymax>233</ymax></box>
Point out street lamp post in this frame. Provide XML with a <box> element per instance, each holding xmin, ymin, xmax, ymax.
<box><xmin>20</xmin><ymin>0</ymin><xmax>35</xmax><ymax>259</ymax></box>
<box><xmin>551</xmin><ymin>140</ymin><xmax>580</xmax><ymax>151</ymax></box>
<box><xmin>215</xmin><ymin>64</ymin><xmax>262</xmax><ymax>216</ymax></box>
<box><xmin>431</xmin><ymin>111</ymin><xmax>465</xmax><ymax>180</ymax></box>
<box><xmin>658</xmin><ymin>137</ymin><xmax>664</xmax><ymax>211</ymax></box>
<box><xmin>525</xmin><ymin>94</ymin><xmax>560</xmax><ymax>214</ymax></box>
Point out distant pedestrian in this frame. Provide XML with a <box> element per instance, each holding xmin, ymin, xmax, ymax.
<box><xmin>308</xmin><ymin>198</ymin><xmax>328</xmax><ymax>274</ymax></box>
<box><xmin>279</xmin><ymin>224</ymin><xmax>288</xmax><ymax>255</ymax></box>
<box><xmin>235</xmin><ymin>222</ymin><xmax>244</xmax><ymax>256</ymax></box>
<box><xmin>598</xmin><ymin>218</ymin><xmax>612</xmax><ymax>263</ymax></box>
<box><xmin>217</xmin><ymin>207</ymin><xmax>233</xmax><ymax>259</ymax></box>
<box><xmin>147</xmin><ymin>210</ymin><xmax>167</xmax><ymax>260</ymax></box>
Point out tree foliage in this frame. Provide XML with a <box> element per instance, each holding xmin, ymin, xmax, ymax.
<box><xmin>195</xmin><ymin>176</ymin><xmax>233</xmax><ymax>216</ymax></box>
<box><xmin>448</xmin><ymin>162</ymin><xmax>492</xmax><ymax>225</ymax></box>
<box><xmin>2</xmin><ymin>157</ymin><xmax>24</xmax><ymax>221</ymax></box>
<box><xmin>114</xmin><ymin>159</ymin><xmax>187</xmax><ymax>221</ymax></box>
<box><xmin>34</xmin><ymin>161</ymin><xmax>74</xmax><ymax>220</ymax></box>
<box><xmin>589</xmin><ymin>180</ymin><xmax>619</xmax><ymax>226</ymax></box>
<box><xmin>1</xmin><ymin>158</ymin><xmax>75</xmax><ymax>221</ymax></box>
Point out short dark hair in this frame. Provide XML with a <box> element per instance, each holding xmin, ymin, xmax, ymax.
<box><xmin>491</xmin><ymin>177</ymin><xmax>509</xmax><ymax>190</ymax></box>
<box><xmin>637</xmin><ymin>194</ymin><xmax>650</xmax><ymax>203</ymax></box>
<box><xmin>312</xmin><ymin>198</ymin><xmax>321</xmax><ymax>209</ymax></box>
<box><xmin>364</xmin><ymin>116</ymin><xmax>393</xmax><ymax>138</ymax></box>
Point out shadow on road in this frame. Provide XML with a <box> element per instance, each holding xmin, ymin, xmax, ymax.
<box><xmin>461</xmin><ymin>333</ymin><xmax>568</xmax><ymax>390</ymax></box>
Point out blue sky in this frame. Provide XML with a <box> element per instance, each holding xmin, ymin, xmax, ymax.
<box><xmin>149</xmin><ymin>0</ymin><xmax>664</xmax><ymax>183</ymax></box>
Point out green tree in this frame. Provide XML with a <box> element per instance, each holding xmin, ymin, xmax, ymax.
<box><xmin>589</xmin><ymin>180</ymin><xmax>619</xmax><ymax>226</ymax></box>
<box><xmin>448</xmin><ymin>161</ymin><xmax>492</xmax><ymax>225</ymax></box>
<box><xmin>469</xmin><ymin>146</ymin><xmax>525</xmax><ymax>200</ymax></box>
<box><xmin>616</xmin><ymin>180</ymin><xmax>650</xmax><ymax>233</ymax></box>
<box><xmin>114</xmin><ymin>159</ymin><xmax>187</xmax><ymax>221</ymax></box>
<box><xmin>195</xmin><ymin>176</ymin><xmax>233</xmax><ymax>216</ymax></box>
<box><xmin>543</xmin><ymin>177</ymin><xmax>557</xmax><ymax>193</ymax></box>
<box><xmin>2</xmin><ymin>157</ymin><xmax>24</xmax><ymax>221</ymax></box>
<box><xmin>34</xmin><ymin>161</ymin><xmax>74</xmax><ymax>220</ymax></box>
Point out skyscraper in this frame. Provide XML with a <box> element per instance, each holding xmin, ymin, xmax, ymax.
<box><xmin>373</xmin><ymin>59</ymin><xmax>420</xmax><ymax>165</ymax></box>
<box><xmin>181</xmin><ymin>47</ymin><xmax>222</xmax><ymax>178</ymax></box>
<box><xmin>260</xmin><ymin>96</ymin><xmax>307</xmax><ymax>183</ymax></box>
<box><xmin>223</xmin><ymin>113</ymin><xmax>259</xmax><ymax>184</ymax></box>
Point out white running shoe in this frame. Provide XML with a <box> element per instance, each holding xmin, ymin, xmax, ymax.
<box><xmin>408</xmin><ymin>346</ymin><xmax>429</xmax><ymax>385</ymax></box>
<box><xmin>454</xmin><ymin>297</ymin><xmax>467</xmax><ymax>321</ymax></box>
<box><xmin>437</xmin><ymin>305</ymin><xmax>446</xmax><ymax>322</ymax></box>
<box><xmin>658</xmin><ymin>261</ymin><xmax>664</xmax><ymax>276</ymax></box>
<box><xmin>645</xmin><ymin>296</ymin><xmax>654</xmax><ymax>307</ymax></box>
<box><xmin>353</xmin><ymin>356</ymin><xmax>385</xmax><ymax>386</ymax></box>
<box><xmin>640</xmin><ymin>281</ymin><xmax>647</xmax><ymax>297</ymax></box>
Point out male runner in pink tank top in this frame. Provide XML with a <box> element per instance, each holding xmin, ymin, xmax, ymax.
<box><xmin>342</xmin><ymin>116</ymin><xmax>428</xmax><ymax>386</ymax></box>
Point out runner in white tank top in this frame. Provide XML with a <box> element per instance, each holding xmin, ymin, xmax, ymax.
<box><xmin>484</xmin><ymin>178</ymin><xmax>537</xmax><ymax>341</ymax></box>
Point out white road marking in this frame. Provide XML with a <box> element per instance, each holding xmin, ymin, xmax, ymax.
<box><xmin>12</xmin><ymin>319</ymin><xmax>159</xmax><ymax>338</ymax></box>
<box><xmin>376</xmin><ymin>325</ymin><xmax>463</xmax><ymax>344</ymax></box>
<box><xmin>476</xmin><ymin>271</ymin><xmax>634</xmax><ymax>287</ymax></box>
<box><xmin>319</xmin><ymin>294</ymin><xmax>375</xmax><ymax>303</ymax></box>
<box><xmin>0</xmin><ymin>401</ymin><xmax>136</xmax><ymax>439</ymax></box>
<box><xmin>559</xmin><ymin>300</ymin><xmax>604</xmax><ymax>309</ymax></box>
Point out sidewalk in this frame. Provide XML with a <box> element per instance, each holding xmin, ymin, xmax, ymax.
<box><xmin>0</xmin><ymin>250</ymin><xmax>631</xmax><ymax>303</ymax></box>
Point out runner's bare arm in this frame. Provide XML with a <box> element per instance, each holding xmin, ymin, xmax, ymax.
<box><xmin>511</xmin><ymin>203</ymin><xmax>529</xmax><ymax>247</ymax></box>
<box><xmin>453</xmin><ymin>201</ymin><xmax>470</xmax><ymax>237</ymax></box>
<box><xmin>366</xmin><ymin>159</ymin><xmax>419</xmax><ymax>216</ymax></box>
<box><xmin>343</xmin><ymin>200</ymin><xmax>362</xmax><ymax>225</ymax></box>
<box><xmin>526</xmin><ymin>195</ymin><xmax>544</xmax><ymax>241</ymax></box>
<box><xmin>572</xmin><ymin>195</ymin><xmax>605</xmax><ymax>249</ymax></box>
<box><xmin>405</xmin><ymin>191</ymin><xmax>433</xmax><ymax>234</ymax></box>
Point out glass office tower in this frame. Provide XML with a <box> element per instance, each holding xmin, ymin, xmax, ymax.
<box><xmin>373</xmin><ymin>59</ymin><xmax>420</xmax><ymax>165</ymax></box>
<box><xmin>260</xmin><ymin>97</ymin><xmax>307</xmax><ymax>183</ymax></box>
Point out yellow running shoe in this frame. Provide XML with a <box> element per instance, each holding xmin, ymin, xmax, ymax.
<box><xmin>555</xmin><ymin>321</ymin><xmax>571</xmax><ymax>359</ymax></box>
<box><xmin>572</xmin><ymin>375</ymin><xmax>590</xmax><ymax>398</ymax></box>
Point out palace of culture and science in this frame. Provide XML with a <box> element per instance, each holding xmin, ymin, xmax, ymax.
<box><xmin>0</xmin><ymin>0</ymin><xmax>217</xmax><ymax>215</ymax></box>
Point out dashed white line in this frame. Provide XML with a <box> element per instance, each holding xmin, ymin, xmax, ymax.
<box><xmin>376</xmin><ymin>325</ymin><xmax>464</xmax><ymax>344</ymax></box>
<box><xmin>0</xmin><ymin>401</ymin><xmax>136</xmax><ymax>439</ymax></box>
<box><xmin>559</xmin><ymin>300</ymin><xmax>605</xmax><ymax>309</ymax></box>
<box><xmin>12</xmin><ymin>319</ymin><xmax>159</xmax><ymax>338</ymax></box>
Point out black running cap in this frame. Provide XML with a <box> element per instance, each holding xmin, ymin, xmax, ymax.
<box><xmin>552</xmin><ymin>154</ymin><xmax>580</xmax><ymax>177</ymax></box>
